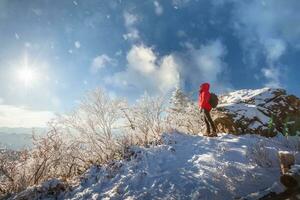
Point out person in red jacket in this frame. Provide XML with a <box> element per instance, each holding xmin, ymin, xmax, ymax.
<box><xmin>199</xmin><ymin>83</ymin><xmax>217</xmax><ymax>137</ymax></box>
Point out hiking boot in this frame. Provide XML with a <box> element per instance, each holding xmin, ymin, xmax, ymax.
<box><xmin>208</xmin><ymin>133</ymin><xmax>217</xmax><ymax>137</ymax></box>
<box><xmin>208</xmin><ymin>131</ymin><xmax>218</xmax><ymax>137</ymax></box>
<box><xmin>203</xmin><ymin>131</ymin><xmax>210</xmax><ymax>137</ymax></box>
<box><xmin>209</xmin><ymin>132</ymin><xmax>218</xmax><ymax>137</ymax></box>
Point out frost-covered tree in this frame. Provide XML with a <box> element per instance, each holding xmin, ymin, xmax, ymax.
<box><xmin>59</xmin><ymin>88</ymin><xmax>126</xmax><ymax>163</ymax></box>
<box><xmin>167</xmin><ymin>86</ymin><xmax>189</xmax><ymax>129</ymax></box>
<box><xmin>167</xmin><ymin>86</ymin><xmax>204</xmax><ymax>134</ymax></box>
<box><xmin>123</xmin><ymin>93</ymin><xmax>167</xmax><ymax>146</ymax></box>
<box><xmin>185</xmin><ymin>101</ymin><xmax>205</xmax><ymax>134</ymax></box>
<box><xmin>169</xmin><ymin>86</ymin><xmax>190</xmax><ymax>114</ymax></box>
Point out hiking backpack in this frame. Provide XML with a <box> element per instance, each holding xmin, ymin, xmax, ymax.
<box><xmin>209</xmin><ymin>93</ymin><xmax>219</xmax><ymax>108</ymax></box>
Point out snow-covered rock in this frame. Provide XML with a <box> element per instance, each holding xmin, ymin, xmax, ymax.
<box><xmin>213</xmin><ymin>88</ymin><xmax>300</xmax><ymax>137</ymax></box>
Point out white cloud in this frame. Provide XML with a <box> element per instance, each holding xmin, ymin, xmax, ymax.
<box><xmin>91</xmin><ymin>54</ymin><xmax>116</xmax><ymax>73</ymax></box>
<box><xmin>124</xmin><ymin>12</ymin><xmax>138</xmax><ymax>27</ymax></box>
<box><xmin>229</xmin><ymin>0</ymin><xmax>298</xmax><ymax>88</ymax></box>
<box><xmin>0</xmin><ymin>97</ymin><xmax>3</xmax><ymax>104</ymax></box>
<box><xmin>157</xmin><ymin>55</ymin><xmax>180</xmax><ymax>91</ymax></box>
<box><xmin>172</xmin><ymin>0</ymin><xmax>190</xmax><ymax>8</ymax></box>
<box><xmin>123</xmin><ymin>29</ymin><xmax>140</xmax><ymax>41</ymax></box>
<box><xmin>263</xmin><ymin>38</ymin><xmax>286</xmax><ymax>63</ymax></box>
<box><xmin>179</xmin><ymin>40</ymin><xmax>231</xmax><ymax>93</ymax></box>
<box><xmin>260</xmin><ymin>38</ymin><xmax>285</xmax><ymax>88</ymax></box>
<box><xmin>234</xmin><ymin>0</ymin><xmax>300</xmax><ymax>46</ymax></box>
<box><xmin>74</xmin><ymin>41</ymin><xmax>81</xmax><ymax>49</ymax></box>
<box><xmin>154</xmin><ymin>1</ymin><xmax>163</xmax><ymax>15</ymax></box>
<box><xmin>0</xmin><ymin>105</ymin><xmax>54</xmax><ymax>128</ymax></box>
<box><xmin>262</xmin><ymin>67</ymin><xmax>281</xmax><ymax>88</ymax></box>
<box><xmin>126</xmin><ymin>45</ymin><xmax>157</xmax><ymax>75</ymax></box>
<box><xmin>225</xmin><ymin>0</ymin><xmax>300</xmax><ymax>66</ymax></box>
<box><xmin>123</xmin><ymin>11</ymin><xmax>140</xmax><ymax>41</ymax></box>
<box><xmin>106</xmin><ymin>41</ymin><xmax>230</xmax><ymax>96</ymax></box>
<box><xmin>192</xmin><ymin>40</ymin><xmax>225</xmax><ymax>80</ymax></box>
<box><xmin>106</xmin><ymin>44</ymin><xmax>179</xmax><ymax>94</ymax></box>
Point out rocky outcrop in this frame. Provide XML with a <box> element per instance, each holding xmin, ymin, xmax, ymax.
<box><xmin>212</xmin><ymin>88</ymin><xmax>300</xmax><ymax>137</ymax></box>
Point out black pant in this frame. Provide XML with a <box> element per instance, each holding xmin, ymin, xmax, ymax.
<box><xmin>201</xmin><ymin>109</ymin><xmax>216</xmax><ymax>134</ymax></box>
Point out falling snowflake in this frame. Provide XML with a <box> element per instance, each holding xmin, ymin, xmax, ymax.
<box><xmin>75</xmin><ymin>41</ymin><xmax>81</xmax><ymax>49</ymax></box>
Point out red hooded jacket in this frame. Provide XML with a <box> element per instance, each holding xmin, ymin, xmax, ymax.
<box><xmin>199</xmin><ymin>83</ymin><xmax>212</xmax><ymax>111</ymax></box>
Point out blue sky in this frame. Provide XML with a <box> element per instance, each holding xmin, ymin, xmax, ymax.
<box><xmin>0</xmin><ymin>0</ymin><xmax>300</xmax><ymax>127</ymax></box>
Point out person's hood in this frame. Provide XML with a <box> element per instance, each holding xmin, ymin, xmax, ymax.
<box><xmin>200</xmin><ymin>83</ymin><xmax>210</xmax><ymax>92</ymax></box>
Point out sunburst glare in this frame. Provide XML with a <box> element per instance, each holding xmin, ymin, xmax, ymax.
<box><xmin>16</xmin><ymin>55</ymin><xmax>39</xmax><ymax>87</ymax></box>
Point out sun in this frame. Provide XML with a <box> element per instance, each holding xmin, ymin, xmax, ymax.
<box><xmin>15</xmin><ymin>54</ymin><xmax>40</xmax><ymax>87</ymax></box>
<box><xmin>17</xmin><ymin>67</ymin><xmax>36</xmax><ymax>86</ymax></box>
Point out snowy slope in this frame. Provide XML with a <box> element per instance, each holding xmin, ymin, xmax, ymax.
<box><xmin>60</xmin><ymin>132</ymin><xmax>300</xmax><ymax>200</ymax></box>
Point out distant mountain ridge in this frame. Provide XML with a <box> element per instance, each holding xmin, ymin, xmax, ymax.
<box><xmin>0</xmin><ymin>127</ymin><xmax>46</xmax><ymax>150</ymax></box>
<box><xmin>0</xmin><ymin>127</ymin><xmax>46</xmax><ymax>135</ymax></box>
<box><xmin>0</xmin><ymin>133</ymin><xmax>33</xmax><ymax>150</ymax></box>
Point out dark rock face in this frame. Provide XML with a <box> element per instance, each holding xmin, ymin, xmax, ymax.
<box><xmin>212</xmin><ymin>88</ymin><xmax>300</xmax><ymax>137</ymax></box>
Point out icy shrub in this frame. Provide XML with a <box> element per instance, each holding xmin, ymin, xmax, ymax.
<box><xmin>0</xmin><ymin>88</ymin><xmax>171</xmax><ymax>197</ymax></box>
<box><xmin>0</xmin><ymin>128</ymin><xmax>85</xmax><ymax>197</ymax></box>
<box><xmin>122</xmin><ymin>93</ymin><xmax>168</xmax><ymax>146</ymax></box>
<box><xmin>0</xmin><ymin>149</ymin><xmax>26</xmax><ymax>196</ymax></box>
<box><xmin>58</xmin><ymin>88</ymin><xmax>127</xmax><ymax>164</ymax></box>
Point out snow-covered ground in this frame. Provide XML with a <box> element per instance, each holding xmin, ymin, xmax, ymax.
<box><xmin>61</xmin><ymin>132</ymin><xmax>299</xmax><ymax>200</ymax></box>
